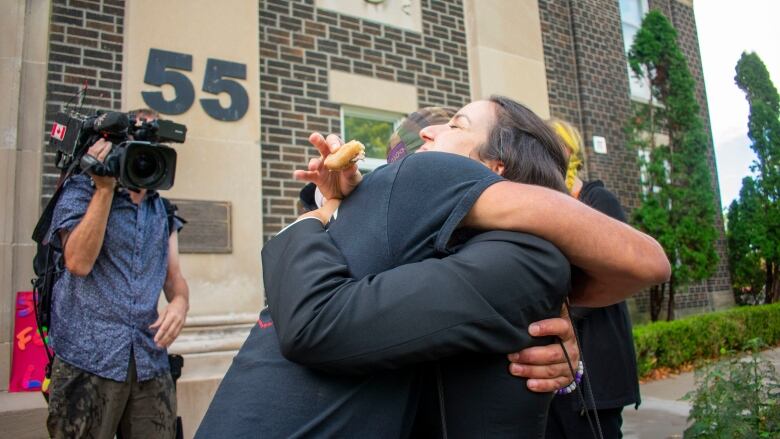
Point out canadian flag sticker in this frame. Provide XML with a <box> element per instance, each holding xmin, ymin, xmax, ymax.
<box><xmin>51</xmin><ymin>123</ymin><xmax>67</xmax><ymax>141</ymax></box>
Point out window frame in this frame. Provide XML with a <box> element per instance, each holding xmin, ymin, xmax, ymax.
<box><xmin>637</xmin><ymin>146</ymin><xmax>670</xmax><ymax>196</ymax></box>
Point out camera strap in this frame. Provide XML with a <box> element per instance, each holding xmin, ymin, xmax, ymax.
<box><xmin>31</xmin><ymin>161</ymin><xmax>82</xmax><ymax>401</ymax></box>
<box><xmin>78</xmin><ymin>153</ymin><xmax>107</xmax><ymax>177</ymax></box>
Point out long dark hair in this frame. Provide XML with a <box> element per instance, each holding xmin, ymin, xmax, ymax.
<box><xmin>476</xmin><ymin>96</ymin><xmax>568</xmax><ymax>193</ymax></box>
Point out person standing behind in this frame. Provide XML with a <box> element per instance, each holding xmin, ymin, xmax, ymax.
<box><xmin>45</xmin><ymin>109</ymin><xmax>189</xmax><ymax>438</ymax></box>
<box><xmin>545</xmin><ymin>119</ymin><xmax>641</xmax><ymax>439</ymax></box>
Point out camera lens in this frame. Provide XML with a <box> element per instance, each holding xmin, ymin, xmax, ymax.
<box><xmin>120</xmin><ymin>142</ymin><xmax>176</xmax><ymax>190</ymax></box>
<box><xmin>127</xmin><ymin>146</ymin><xmax>165</xmax><ymax>187</ymax></box>
<box><xmin>131</xmin><ymin>152</ymin><xmax>158</xmax><ymax>179</ymax></box>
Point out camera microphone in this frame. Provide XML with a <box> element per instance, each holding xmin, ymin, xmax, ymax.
<box><xmin>88</xmin><ymin>111</ymin><xmax>128</xmax><ymax>135</ymax></box>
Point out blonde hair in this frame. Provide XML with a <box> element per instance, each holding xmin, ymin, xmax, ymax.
<box><xmin>548</xmin><ymin>118</ymin><xmax>583</xmax><ymax>191</ymax></box>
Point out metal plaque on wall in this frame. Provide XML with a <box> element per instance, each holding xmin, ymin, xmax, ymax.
<box><xmin>170</xmin><ymin>199</ymin><xmax>232</xmax><ymax>253</ymax></box>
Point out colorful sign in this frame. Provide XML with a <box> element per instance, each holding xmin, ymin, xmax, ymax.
<box><xmin>9</xmin><ymin>291</ymin><xmax>49</xmax><ymax>392</ymax></box>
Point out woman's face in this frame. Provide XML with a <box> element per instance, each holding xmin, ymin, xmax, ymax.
<box><xmin>417</xmin><ymin>100</ymin><xmax>496</xmax><ymax>159</ymax></box>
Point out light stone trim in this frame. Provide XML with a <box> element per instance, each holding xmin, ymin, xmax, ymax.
<box><xmin>168</xmin><ymin>323</ymin><xmax>253</xmax><ymax>355</ymax></box>
<box><xmin>125</xmin><ymin>0</ymin><xmax>264</xmax><ymax>319</ymax></box>
<box><xmin>0</xmin><ymin>0</ymin><xmax>50</xmax><ymax>392</ymax></box>
<box><xmin>329</xmin><ymin>70</ymin><xmax>418</xmax><ymax>114</ymax></box>
<box><xmin>184</xmin><ymin>312</ymin><xmax>258</xmax><ymax>327</ymax></box>
<box><xmin>464</xmin><ymin>0</ymin><xmax>551</xmax><ymax>118</ymax></box>
<box><xmin>710</xmin><ymin>289</ymin><xmax>735</xmax><ymax>310</ymax></box>
<box><xmin>316</xmin><ymin>0</ymin><xmax>422</xmax><ymax>33</ymax></box>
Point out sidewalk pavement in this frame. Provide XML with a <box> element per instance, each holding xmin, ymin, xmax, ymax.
<box><xmin>622</xmin><ymin>347</ymin><xmax>780</xmax><ymax>438</ymax></box>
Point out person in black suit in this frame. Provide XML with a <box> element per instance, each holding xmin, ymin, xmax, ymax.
<box><xmin>196</xmin><ymin>97</ymin><xmax>668</xmax><ymax>438</ymax></box>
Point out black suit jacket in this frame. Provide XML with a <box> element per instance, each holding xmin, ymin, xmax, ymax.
<box><xmin>264</xmin><ymin>218</ymin><xmax>570</xmax><ymax>437</ymax></box>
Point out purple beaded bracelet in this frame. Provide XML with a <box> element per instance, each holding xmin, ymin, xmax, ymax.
<box><xmin>555</xmin><ymin>360</ymin><xmax>584</xmax><ymax>396</ymax></box>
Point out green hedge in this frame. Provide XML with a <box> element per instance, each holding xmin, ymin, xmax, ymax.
<box><xmin>633</xmin><ymin>303</ymin><xmax>780</xmax><ymax>377</ymax></box>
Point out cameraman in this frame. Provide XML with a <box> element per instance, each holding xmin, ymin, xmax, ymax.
<box><xmin>45</xmin><ymin>108</ymin><xmax>189</xmax><ymax>438</ymax></box>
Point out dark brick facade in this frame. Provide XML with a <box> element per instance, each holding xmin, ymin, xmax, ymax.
<box><xmin>41</xmin><ymin>0</ymin><xmax>125</xmax><ymax>206</ymax></box>
<box><xmin>259</xmin><ymin>0</ymin><xmax>471</xmax><ymax>242</ymax></box>
<box><xmin>651</xmin><ymin>0</ymin><xmax>731</xmax><ymax>307</ymax></box>
<box><xmin>540</xmin><ymin>0</ymin><xmax>641</xmax><ymax>206</ymax></box>
<box><xmin>36</xmin><ymin>0</ymin><xmax>730</xmax><ymax>314</ymax></box>
<box><xmin>537</xmin><ymin>1</ymin><xmax>585</xmax><ymax>178</ymax></box>
<box><xmin>539</xmin><ymin>0</ymin><xmax>731</xmax><ymax>313</ymax></box>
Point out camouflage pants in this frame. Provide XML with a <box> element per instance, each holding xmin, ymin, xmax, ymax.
<box><xmin>47</xmin><ymin>356</ymin><xmax>176</xmax><ymax>439</ymax></box>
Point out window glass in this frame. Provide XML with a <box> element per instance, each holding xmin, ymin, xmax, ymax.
<box><xmin>622</xmin><ymin>24</ymin><xmax>637</xmax><ymax>53</ymax></box>
<box><xmin>620</xmin><ymin>0</ymin><xmax>651</xmax><ymax>101</ymax></box>
<box><xmin>620</xmin><ymin>0</ymin><xmax>643</xmax><ymax>27</ymax></box>
<box><xmin>637</xmin><ymin>148</ymin><xmax>669</xmax><ymax>195</ymax></box>
<box><xmin>638</xmin><ymin>148</ymin><xmax>651</xmax><ymax>194</ymax></box>
<box><xmin>627</xmin><ymin>66</ymin><xmax>652</xmax><ymax>101</ymax></box>
<box><xmin>342</xmin><ymin>107</ymin><xmax>403</xmax><ymax>171</ymax></box>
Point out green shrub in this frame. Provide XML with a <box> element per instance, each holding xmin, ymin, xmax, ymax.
<box><xmin>633</xmin><ymin>303</ymin><xmax>780</xmax><ymax>377</ymax></box>
<box><xmin>683</xmin><ymin>339</ymin><xmax>780</xmax><ymax>438</ymax></box>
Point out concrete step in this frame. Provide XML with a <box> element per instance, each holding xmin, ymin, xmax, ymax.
<box><xmin>0</xmin><ymin>391</ymin><xmax>47</xmax><ymax>439</ymax></box>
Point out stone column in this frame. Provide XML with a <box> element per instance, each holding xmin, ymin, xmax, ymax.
<box><xmin>463</xmin><ymin>0</ymin><xmax>551</xmax><ymax>118</ymax></box>
<box><xmin>1</xmin><ymin>0</ymin><xmax>50</xmax><ymax>393</ymax></box>
<box><xmin>123</xmin><ymin>1</ymin><xmax>263</xmax><ymax>436</ymax></box>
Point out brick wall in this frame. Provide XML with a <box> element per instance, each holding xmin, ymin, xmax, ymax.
<box><xmin>539</xmin><ymin>0</ymin><xmax>642</xmax><ymax>205</ymax></box>
<box><xmin>259</xmin><ymin>0</ymin><xmax>471</xmax><ymax>242</ymax></box>
<box><xmin>37</xmin><ymin>0</ymin><xmax>731</xmax><ymax>313</ymax></box>
<box><xmin>539</xmin><ymin>0</ymin><xmax>731</xmax><ymax>314</ymax></box>
<box><xmin>41</xmin><ymin>0</ymin><xmax>125</xmax><ymax>206</ymax></box>
<box><xmin>651</xmin><ymin>0</ymin><xmax>732</xmax><ymax>304</ymax></box>
<box><xmin>536</xmin><ymin>1</ymin><xmax>586</xmax><ymax>179</ymax></box>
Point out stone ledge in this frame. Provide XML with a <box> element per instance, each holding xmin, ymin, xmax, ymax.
<box><xmin>710</xmin><ymin>289</ymin><xmax>735</xmax><ymax>310</ymax></box>
<box><xmin>0</xmin><ymin>391</ymin><xmax>47</xmax><ymax>439</ymax></box>
<box><xmin>179</xmin><ymin>350</ymin><xmax>236</xmax><ymax>382</ymax></box>
<box><xmin>0</xmin><ymin>390</ymin><xmax>47</xmax><ymax>412</ymax></box>
<box><xmin>169</xmin><ymin>318</ymin><xmax>253</xmax><ymax>356</ymax></box>
<box><xmin>183</xmin><ymin>312</ymin><xmax>257</xmax><ymax>327</ymax></box>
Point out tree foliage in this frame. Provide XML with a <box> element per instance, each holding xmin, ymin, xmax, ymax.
<box><xmin>727</xmin><ymin>177</ymin><xmax>767</xmax><ymax>304</ymax></box>
<box><xmin>730</xmin><ymin>51</ymin><xmax>780</xmax><ymax>304</ymax></box>
<box><xmin>626</xmin><ymin>10</ymin><xmax>719</xmax><ymax>320</ymax></box>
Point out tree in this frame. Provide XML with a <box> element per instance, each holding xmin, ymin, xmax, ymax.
<box><xmin>627</xmin><ymin>10</ymin><xmax>719</xmax><ymax>321</ymax></box>
<box><xmin>726</xmin><ymin>177</ymin><xmax>767</xmax><ymax>304</ymax></box>
<box><xmin>733</xmin><ymin>52</ymin><xmax>780</xmax><ymax>303</ymax></box>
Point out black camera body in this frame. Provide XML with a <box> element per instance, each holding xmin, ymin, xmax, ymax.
<box><xmin>50</xmin><ymin>111</ymin><xmax>187</xmax><ymax>190</ymax></box>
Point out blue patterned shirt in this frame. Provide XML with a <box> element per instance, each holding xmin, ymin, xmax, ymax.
<box><xmin>47</xmin><ymin>174</ymin><xmax>179</xmax><ymax>382</ymax></box>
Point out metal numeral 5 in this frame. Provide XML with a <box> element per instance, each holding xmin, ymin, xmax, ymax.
<box><xmin>142</xmin><ymin>48</ymin><xmax>249</xmax><ymax>121</ymax></box>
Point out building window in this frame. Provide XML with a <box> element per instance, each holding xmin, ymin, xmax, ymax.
<box><xmin>619</xmin><ymin>0</ymin><xmax>652</xmax><ymax>101</ymax></box>
<box><xmin>638</xmin><ymin>147</ymin><xmax>670</xmax><ymax>196</ymax></box>
<box><xmin>638</xmin><ymin>148</ymin><xmax>652</xmax><ymax>195</ymax></box>
<box><xmin>341</xmin><ymin>106</ymin><xmax>404</xmax><ymax>171</ymax></box>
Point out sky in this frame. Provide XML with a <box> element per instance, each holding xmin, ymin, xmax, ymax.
<box><xmin>694</xmin><ymin>1</ymin><xmax>780</xmax><ymax>210</ymax></box>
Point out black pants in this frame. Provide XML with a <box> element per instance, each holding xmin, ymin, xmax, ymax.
<box><xmin>545</xmin><ymin>401</ymin><xmax>624</xmax><ymax>439</ymax></box>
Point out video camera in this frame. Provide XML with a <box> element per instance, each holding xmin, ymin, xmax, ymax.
<box><xmin>49</xmin><ymin>110</ymin><xmax>187</xmax><ymax>191</ymax></box>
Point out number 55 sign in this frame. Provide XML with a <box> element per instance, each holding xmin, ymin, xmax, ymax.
<box><xmin>142</xmin><ymin>48</ymin><xmax>249</xmax><ymax>122</ymax></box>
